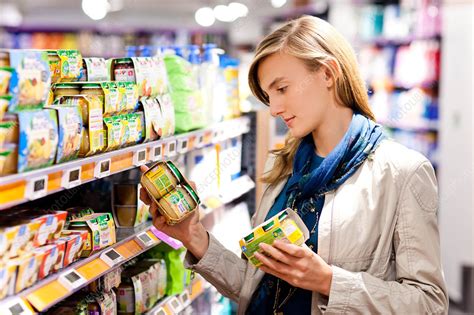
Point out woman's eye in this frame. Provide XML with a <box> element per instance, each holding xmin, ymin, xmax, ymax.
<box><xmin>277</xmin><ymin>86</ymin><xmax>287</xmax><ymax>93</ymax></box>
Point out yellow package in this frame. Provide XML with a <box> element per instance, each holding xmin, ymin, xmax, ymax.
<box><xmin>240</xmin><ymin>209</ymin><xmax>306</xmax><ymax>267</ymax></box>
<box><xmin>0</xmin><ymin>262</ymin><xmax>16</xmax><ymax>299</ymax></box>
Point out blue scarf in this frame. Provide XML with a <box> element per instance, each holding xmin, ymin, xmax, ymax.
<box><xmin>285</xmin><ymin>113</ymin><xmax>386</xmax><ymax>213</ymax></box>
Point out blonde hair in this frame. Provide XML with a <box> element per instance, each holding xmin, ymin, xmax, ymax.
<box><xmin>248</xmin><ymin>15</ymin><xmax>375</xmax><ymax>185</ymax></box>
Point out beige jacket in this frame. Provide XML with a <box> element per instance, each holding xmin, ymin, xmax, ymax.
<box><xmin>185</xmin><ymin>139</ymin><xmax>448</xmax><ymax>314</ymax></box>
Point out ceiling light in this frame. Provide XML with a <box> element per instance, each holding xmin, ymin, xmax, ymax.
<box><xmin>214</xmin><ymin>4</ymin><xmax>237</xmax><ymax>22</ymax></box>
<box><xmin>271</xmin><ymin>0</ymin><xmax>287</xmax><ymax>9</ymax></box>
<box><xmin>82</xmin><ymin>0</ymin><xmax>108</xmax><ymax>20</ymax></box>
<box><xmin>195</xmin><ymin>7</ymin><xmax>215</xmax><ymax>27</ymax></box>
<box><xmin>0</xmin><ymin>3</ymin><xmax>23</xmax><ymax>27</ymax></box>
<box><xmin>229</xmin><ymin>2</ymin><xmax>248</xmax><ymax>18</ymax></box>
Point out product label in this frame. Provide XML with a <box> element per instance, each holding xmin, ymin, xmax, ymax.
<box><xmin>163</xmin><ymin>189</ymin><xmax>193</xmax><ymax>214</ymax></box>
<box><xmin>84</xmin><ymin>58</ymin><xmax>108</xmax><ymax>81</ymax></box>
<box><xmin>145</xmin><ymin>167</ymin><xmax>175</xmax><ymax>197</ymax></box>
<box><xmin>117</xmin><ymin>286</ymin><xmax>134</xmax><ymax>312</ymax></box>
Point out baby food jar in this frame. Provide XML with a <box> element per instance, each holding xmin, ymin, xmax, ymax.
<box><xmin>81</xmin><ymin>83</ymin><xmax>103</xmax><ymax>98</ymax></box>
<box><xmin>48</xmin><ymin>52</ymin><xmax>61</xmax><ymax>83</ymax></box>
<box><xmin>141</xmin><ymin>161</ymin><xmax>184</xmax><ymax>199</ymax></box>
<box><xmin>114</xmin><ymin>59</ymin><xmax>135</xmax><ymax>82</ymax></box>
<box><xmin>54</xmin><ymin>84</ymin><xmax>81</xmax><ymax>100</ymax></box>
<box><xmin>0</xmin><ymin>51</ymin><xmax>10</xmax><ymax>67</ymax></box>
<box><xmin>157</xmin><ymin>184</ymin><xmax>199</xmax><ymax>224</ymax></box>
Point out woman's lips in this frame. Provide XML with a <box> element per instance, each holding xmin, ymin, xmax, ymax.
<box><xmin>283</xmin><ymin>116</ymin><xmax>295</xmax><ymax>127</ymax></box>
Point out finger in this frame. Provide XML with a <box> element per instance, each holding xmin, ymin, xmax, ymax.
<box><xmin>273</xmin><ymin>240</ymin><xmax>307</xmax><ymax>258</ymax></box>
<box><xmin>140</xmin><ymin>187</ymin><xmax>152</xmax><ymax>205</ymax></box>
<box><xmin>140</xmin><ymin>165</ymin><xmax>149</xmax><ymax>173</ymax></box>
<box><xmin>259</xmin><ymin>265</ymin><xmax>289</xmax><ymax>281</ymax></box>
<box><xmin>254</xmin><ymin>251</ymin><xmax>292</xmax><ymax>275</ymax></box>
<box><xmin>259</xmin><ymin>243</ymin><xmax>292</xmax><ymax>265</ymax></box>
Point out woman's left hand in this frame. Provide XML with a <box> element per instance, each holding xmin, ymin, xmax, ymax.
<box><xmin>254</xmin><ymin>240</ymin><xmax>333</xmax><ymax>296</ymax></box>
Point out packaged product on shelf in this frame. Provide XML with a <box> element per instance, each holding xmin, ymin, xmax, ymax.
<box><xmin>125</xmin><ymin>112</ymin><xmax>144</xmax><ymax>145</ymax></box>
<box><xmin>117</xmin><ymin>81</ymin><xmax>139</xmax><ymax>112</ymax></box>
<box><xmin>33</xmin><ymin>244</ymin><xmax>58</xmax><ymax>280</ymax></box>
<box><xmin>79</xmin><ymin>57</ymin><xmax>109</xmax><ymax>82</ymax></box>
<box><xmin>82</xmin><ymin>82</ymin><xmax>119</xmax><ymax>116</ymax></box>
<box><xmin>164</xmin><ymin>54</ymin><xmax>206</xmax><ymax>133</ymax></box>
<box><xmin>0</xmin><ymin>67</ymin><xmax>13</xmax><ymax>96</ymax></box>
<box><xmin>4</xmin><ymin>49</ymin><xmax>51</xmax><ymax>111</ymax></box>
<box><xmin>46</xmin><ymin>50</ymin><xmax>82</xmax><ymax>84</ymax></box>
<box><xmin>46</xmin><ymin>105</ymin><xmax>83</xmax><ymax>163</ymax></box>
<box><xmin>2</xmin><ymin>218</ymin><xmax>40</xmax><ymax>257</ymax></box>
<box><xmin>141</xmin><ymin>161</ymin><xmax>200</xmax><ymax>225</ymax></box>
<box><xmin>51</xmin><ymin>237</ymin><xmax>66</xmax><ymax>272</ymax></box>
<box><xmin>0</xmin><ymin>262</ymin><xmax>16</xmax><ymax>299</ymax></box>
<box><xmin>221</xmin><ymin>56</ymin><xmax>241</xmax><ymax>119</ymax></box>
<box><xmin>0</xmin><ymin>144</ymin><xmax>18</xmax><ymax>176</ymax></box>
<box><xmin>95</xmin><ymin>290</ymin><xmax>117</xmax><ymax>315</ymax></box>
<box><xmin>9</xmin><ymin>253</ymin><xmax>40</xmax><ymax>294</ymax></box>
<box><xmin>16</xmin><ymin>109</ymin><xmax>59</xmax><ymax>173</ymax></box>
<box><xmin>69</xmin><ymin>213</ymin><xmax>116</xmax><ymax>257</ymax></box>
<box><xmin>0</xmin><ymin>95</ymin><xmax>11</xmax><ymax>120</ymax></box>
<box><xmin>16</xmin><ymin>210</ymin><xmax>68</xmax><ymax>246</ymax></box>
<box><xmin>240</xmin><ymin>209</ymin><xmax>307</xmax><ymax>267</ymax></box>
<box><xmin>59</xmin><ymin>230</ymin><xmax>88</xmax><ymax>267</ymax></box>
<box><xmin>112</xmin><ymin>183</ymin><xmax>150</xmax><ymax>228</ymax></box>
<box><xmin>141</xmin><ymin>97</ymin><xmax>162</xmax><ymax>141</ymax></box>
<box><xmin>0</xmin><ymin>223</ymin><xmax>18</xmax><ymax>259</ymax></box>
<box><xmin>116</xmin><ymin>277</ymin><xmax>135</xmax><ymax>315</ymax></box>
<box><xmin>0</xmin><ymin>50</ymin><xmax>9</xmax><ymax>67</ymax></box>
<box><xmin>104</xmin><ymin>115</ymin><xmax>124</xmax><ymax>151</ymax></box>
<box><xmin>0</xmin><ymin>120</ymin><xmax>16</xmax><ymax>147</ymax></box>
<box><xmin>109</xmin><ymin>56</ymin><xmax>169</xmax><ymax>97</ymax></box>
<box><xmin>156</xmin><ymin>93</ymin><xmax>175</xmax><ymax>137</ymax></box>
<box><xmin>99</xmin><ymin>266</ymin><xmax>121</xmax><ymax>292</ymax></box>
<box><xmin>64</xmin><ymin>207</ymin><xmax>95</xmax><ymax>228</ymax></box>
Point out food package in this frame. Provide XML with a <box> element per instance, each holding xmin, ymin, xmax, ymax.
<box><xmin>16</xmin><ymin>210</ymin><xmax>67</xmax><ymax>246</ymax></box>
<box><xmin>6</xmin><ymin>49</ymin><xmax>51</xmax><ymax>111</ymax></box>
<box><xmin>0</xmin><ymin>144</ymin><xmax>18</xmax><ymax>176</ymax></box>
<box><xmin>79</xmin><ymin>57</ymin><xmax>109</xmax><ymax>82</ymax></box>
<box><xmin>141</xmin><ymin>97</ymin><xmax>162</xmax><ymax>142</ymax></box>
<box><xmin>0</xmin><ymin>67</ymin><xmax>13</xmax><ymax>96</ymax></box>
<box><xmin>69</xmin><ymin>213</ymin><xmax>116</xmax><ymax>257</ymax></box>
<box><xmin>46</xmin><ymin>105</ymin><xmax>83</xmax><ymax>163</ymax></box>
<box><xmin>156</xmin><ymin>93</ymin><xmax>175</xmax><ymax>137</ymax></box>
<box><xmin>0</xmin><ymin>224</ymin><xmax>18</xmax><ymax>260</ymax></box>
<box><xmin>59</xmin><ymin>230</ymin><xmax>88</xmax><ymax>267</ymax></box>
<box><xmin>117</xmin><ymin>81</ymin><xmax>139</xmax><ymax>112</ymax></box>
<box><xmin>0</xmin><ymin>262</ymin><xmax>16</xmax><ymax>299</ymax></box>
<box><xmin>51</xmin><ymin>237</ymin><xmax>66</xmax><ymax>272</ymax></box>
<box><xmin>9</xmin><ymin>253</ymin><xmax>40</xmax><ymax>294</ymax></box>
<box><xmin>33</xmin><ymin>244</ymin><xmax>58</xmax><ymax>280</ymax></box>
<box><xmin>240</xmin><ymin>209</ymin><xmax>308</xmax><ymax>267</ymax></box>
<box><xmin>47</xmin><ymin>49</ymin><xmax>82</xmax><ymax>83</ymax></box>
<box><xmin>17</xmin><ymin>109</ymin><xmax>58</xmax><ymax>173</ymax></box>
<box><xmin>0</xmin><ymin>95</ymin><xmax>11</xmax><ymax>120</ymax></box>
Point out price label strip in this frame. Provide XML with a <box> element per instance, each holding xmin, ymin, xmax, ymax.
<box><xmin>135</xmin><ymin>231</ymin><xmax>155</xmax><ymax>248</ymax></box>
<box><xmin>179</xmin><ymin>290</ymin><xmax>191</xmax><ymax>307</ymax></box>
<box><xmin>166</xmin><ymin>140</ymin><xmax>177</xmax><ymax>157</ymax></box>
<box><xmin>177</xmin><ymin>138</ymin><xmax>189</xmax><ymax>154</ymax></box>
<box><xmin>58</xmin><ymin>269</ymin><xmax>87</xmax><ymax>291</ymax></box>
<box><xmin>133</xmin><ymin>148</ymin><xmax>147</xmax><ymax>166</ymax></box>
<box><xmin>100</xmin><ymin>248</ymin><xmax>124</xmax><ymax>267</ymax></box>
<box><xmin>167</xmin><ymin>296</ymin><xmax>183</xmax><ymax>314</ymax></box>
<box><xmin>0</xmin><ymin>297</ymin><xmax>34</xmax><ymax>315</ymax></box>
<box><xmin>25</xmin><ymin>175</ymin><xmax>48</xmax><ymax>200</ymax></box>
<box><xmin>151</xmin><ymin>145</ymin><xmax>163</xmax><ymax>162</ymax></box>
<box><xmin>196</xmin><ymin>133</ymin><xmax>205</xmax><ymax>148</ymax></box>
<box><xmin>94</xmin><ymin>159</ymin><xmax>111</xmax><ymax>178</ymax></box>
<box><xmin>154</xmin><ymin>307</ymin><xmax>167</xmax><ymax>315</ymax></box>
<box><xmin>61</xmin><ymin>166</ymin><xmax>82</xmax><ymax>189</ymax></box>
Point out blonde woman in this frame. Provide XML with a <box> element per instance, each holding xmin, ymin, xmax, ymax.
<box><xmin>141</xmin><ymin>16</ymin><xmax>448</xmax><ymax>314</ymax></box>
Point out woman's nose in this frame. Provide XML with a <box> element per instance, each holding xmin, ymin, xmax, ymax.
<box><xmin>269</xmin><ymin>99</ymin><xmax>285</xmax><ymax>117</ymax></box>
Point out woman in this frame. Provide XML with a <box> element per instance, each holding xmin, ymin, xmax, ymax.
<box><xmin>140</xmin><ymin>15</ymin><xmax>448</xmax><ymax>314</ymax></box>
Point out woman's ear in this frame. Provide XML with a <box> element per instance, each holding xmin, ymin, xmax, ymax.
<box><xmin>323</xmin><ymin>59</ymin><xmax>341</xmax><ymax>88</ymax></box>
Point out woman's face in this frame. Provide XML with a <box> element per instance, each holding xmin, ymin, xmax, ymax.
<box><xmin>258</xmin><ymin>52</ymin><xmax>333</xmax><ymax>138</ymax></box>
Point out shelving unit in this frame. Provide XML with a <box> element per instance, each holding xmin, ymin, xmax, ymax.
<box><xmin>0</xmin><ymin>116</ymin><xmax>251</xmax><ymax>210</ymax></box>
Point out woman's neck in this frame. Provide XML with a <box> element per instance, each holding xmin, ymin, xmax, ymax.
<box><xmin>312</xmin><ymin>106</ymin><xmax>354</xmax><ymax>157</ymax></box>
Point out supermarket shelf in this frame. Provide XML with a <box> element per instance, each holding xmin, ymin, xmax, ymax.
<box><xmin>146</xmin><ymin>276</ymin><xmax>208</xmax><ymax>315</ymax></box>
<box><xmin>379</xmin><ymin>119</ymin><xmax>439</xmax><ymax>132</ymax></box>
<box><xmin>0</xmin><ymin>222</ymin><xmax>163</xmax><ymax>313</ymax></box>
<box><xmin>200</xmin><ymin>175</ymin><xmax>255</xmax><ymax>219</ymax></box>
<box><xmin>0</xmin><ymin>116</ymin><xmax>251</xmax><ymax>211</ymax></box>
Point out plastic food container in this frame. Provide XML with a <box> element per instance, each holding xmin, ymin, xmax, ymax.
<box><xmin>113</xmin><ymin>205</ymin><xmax>138</xmax><ymax>227</ymax></box>
<box><xmin>141</xmin><ymin>161</ymin><xmax>183</xmax><ymax>199</ymax></box>
<box><xmin>141</xmin><ymin>161</ymin><xmax>200</xmax><ymax>225</ymax></box>
<box><xmin>114</xmin><ymin>183</ymin><xmax>137</xmax><ymax>205</ymax></box>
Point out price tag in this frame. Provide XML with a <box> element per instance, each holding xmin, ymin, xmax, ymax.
<box><xmin>154</xmin><ymin>308</ymin><xmax>167</xmax><ymax>315</ymax></box>
<box><xmin>151</xmin><ymin>145</ymin><xmax>163</xmax><ymax>162</ymax></box>
<box><xmin>167</xmin><ymin>297</ymin><xmax>182</xmax><ymax>313</ymax></box>
<box><xmin>94</xmin><ymin>159</ymin><xmax>111</xmax><ymax>178</ymax></box>
<box><xmin>0</xmin><ymin>298</ymin><xmax>33</xmax><ymax>315</ymax></box>
<box><xmin>136</xmin><ymin>231</ymin><xmax>155</xmax><ymax>248</ymax></box>
<box><xmin>212</xmin><ymin>130</ymin><xmax>219</xmax><ymax>143</ymax></box>
<box><xmin>177</xmin><ymin>138</ymin><xmax>189</xmax><ymax>154</ymax></box>
<box><xmin>58</xmin><ymin>269</ymin><xmax>87</xmax><ymax>291</ymax></box>
<box><xmin>100</xmin><ymin>248</ymin><xmax>124</xmax><ymax>267</ymax></box>
<box><xmin>133</xmin><ymin>148</ymin><xmax>147</xmax><ymax>166</ymax></box>
<box><xmin>179</xmin><ymin>290</ymin><xmax>191</xmax><ymax>306</ymax></box>
<box><xmin>61</xmin><ymin>166</ymin><xmax>82</xmax><ymax>189</ymax></box>
<box><xmin>166</xmin><ymin>140</ymin><xmax>177</xmax><ymax>157</ymax></box>
<box><xmin>25</xmin><ymin>175</ymin><xmax>48</xmax><ymax>200</ymax></box>
<box><xmin>196</xmin><ymin>133</ymin><xmax>204</xmax><ymax>148</ymax></box>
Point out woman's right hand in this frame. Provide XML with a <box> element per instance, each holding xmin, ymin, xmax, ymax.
<box><xmin>139</xmin><ymin>165</ymin><xmax>209</xmax><ymax>260</ymax></box>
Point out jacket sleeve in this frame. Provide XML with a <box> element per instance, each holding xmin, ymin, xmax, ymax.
<box><xmin>321</xmin><ymin>161</ymin><xmax>449</xmax><ymax>314</ymax></box>
<box><xmin>184</xmin><ymin>233</ymin><xmax>248</xmax><ymax>302</ymax></box>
